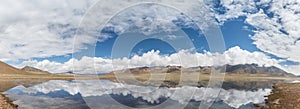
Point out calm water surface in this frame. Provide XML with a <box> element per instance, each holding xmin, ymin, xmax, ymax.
<box><xmin>4</xmin><ymin>80</ymin><xmax>280</xmax><ymax>109</ymax></box>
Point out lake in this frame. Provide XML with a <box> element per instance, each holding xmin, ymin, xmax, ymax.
<box><xmin>3</xmin><ymin>80</ymin><xmax>285</xmax><ymax>109</ymax></box>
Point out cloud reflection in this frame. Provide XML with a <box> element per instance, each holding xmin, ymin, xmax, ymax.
<box><xmin>5</xmin><ymin>80</ymin><xmax>271</xmax><ymax>108</ymax></box>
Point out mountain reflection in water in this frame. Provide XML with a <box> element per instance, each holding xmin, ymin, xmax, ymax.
<box><xmin>4</xmin><ymin>80</ymin><xmax>275</xmax><ymax>109</ymax></box>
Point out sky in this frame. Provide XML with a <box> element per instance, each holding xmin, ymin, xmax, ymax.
<box><xmin>0</xmin><ymin>0</ymin><xmax>299</xmax><ymax>75</ymax></box>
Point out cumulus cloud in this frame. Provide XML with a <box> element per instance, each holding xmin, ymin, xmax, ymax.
<box><xmin>0</xmin><ymin>0</ymin><xmax>214</xmax><ymax>61</ymax></box>
<box><xmin>206</xmin><ymin>0</ymin><xmax>300</xmax><ymax>74</ymax></box>
<box><xmin>0</xmin><ymin>0</ymin><xmax>96</xmax><ymax>61</ymax></box>
<box><xmin>212</xmin><ymin>0</ymin><xmax>258</xmax><ymax>22</ymax></box>
<box><xmin>210</xmin><ymin>0</ymin><xmax>300</xmax><ymax>62</ymax></box>
<box><xmin>208</xmin><ymin>0</ymin><xmax>300</xmax><ymax>63</ymax></box>
<box><xmin>18</xmin><ymin>46</ymin><xmax>284</xmax><ymax>74</ymax></box>
<box><xmin>7</xmin><ymin>80</ymin><xmax>271</xmax><ymax>108</ymax></box>
<box><xmin>2</xmin><ymin>0</ymin><xmax>299</xmax><ymax>75</ymax></box>
<box><xmin>245</xmin><ymin>0</ymin><xmax>300</xmax><ymax>63</ymax></box>
<box><xmin>282</xmin><ymin>64</ymin><xmax>300</xmax><ymax>76</ymax></box>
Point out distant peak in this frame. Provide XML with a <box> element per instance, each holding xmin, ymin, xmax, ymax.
<box><xmin>21</xmin><ymin>66</ymin><xmax>51</xmax><ymax>74</ymax></box>
<box><xmin>109</xmin><ymin>64</ymin><xmax>295</xmax><ymax>77</ymax></box>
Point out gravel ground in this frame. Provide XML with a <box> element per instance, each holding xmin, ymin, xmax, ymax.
<box><xmin>259</xmin><ymin>83</ymin><xmax>300</xmax><ymax>109</ymax></box>
<box><xmin>0</xmin><ymin>94</ymin><xmax>17</xmax><ymax>109</ymax></box>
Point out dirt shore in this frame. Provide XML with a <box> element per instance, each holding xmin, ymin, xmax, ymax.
<box><xmin>0</xmin><ymin>73</ymin><xmax>298</xmax><ymax>109</ymax></box>
<box><xmin>0</xmin><ymin>94</ymin><xmax>17</xmax><ymax>109</ymax></box>
<box><xmin>256</xmin><ymin>83</ymin><xmax>300</xmax><ymax>109</ymax></box>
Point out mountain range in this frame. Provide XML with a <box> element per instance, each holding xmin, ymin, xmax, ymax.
<box><xmin>225</xmin><ymin>64</ymin><xmax>293</xmax><ymax>76</ymax></box>
<box><xmin>0</xmin><ymin>61</ymin><xmax>51</xmax><ymax>75</ymax></box>
<box><xmin>21</xmin><ymin>66</ymin><xmax>51</xmax><ymax>74</ymax></box>
<box><xmin>109</xmin><ymin>64</ymin><xmax>295</xmax><ymax>77</ymax></box>
<box><xmin>0</xmin><ymin>61</ymin><xmax>27</xmax><ymax>74</ymax></box>
<box><xmin>0</xmin><ymin>60</ymin><xmax>295</xmax><ymax>77</ymax></box>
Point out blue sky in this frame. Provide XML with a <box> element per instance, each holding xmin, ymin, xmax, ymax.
<box><xmin>21</xmin><ymin>15</ymin><xmax>296</xmax><ymax>70</ymax></box>
<box><xmin>25</xmin><ymin>17</ymin><xmax>266</xmax><ymax>63</ymax></box>
<box><xmin>1</xmin><ymin>0</ymin><xmax>300</xmax><ymax>74</ymax></box>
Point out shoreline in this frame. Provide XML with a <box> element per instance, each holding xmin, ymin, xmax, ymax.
<box><xmin>0</xmin><ymin>93</ymin><xmax>17</xmax><ymax>109</ymax></box>
<box><xmin>255</xmin><ymin>82</ymin><xmax>300</xmax><ymax>109</ymax></box>
<box><xmin>0</xmin><ymin>74</ymin><xmax>299</xmax><ymax>109</ymax></box>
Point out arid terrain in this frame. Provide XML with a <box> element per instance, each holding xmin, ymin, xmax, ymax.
<box><xmin>0</xmin><ymin>94</ymin><xmax>17</xmax><ymax>109</ymax></box>
<box><xmin>0</xmin><ymin>61</ymin><xmax>77</xmax><ymax>108</ymax></box>
<box><xmin>1</xmin><ymin>61</ymin><xmax>299</xmax><ymax>109</ymax></box>
<box><xmin>0</xmin><ymin>94</ymin><xmax>16</xmax><ymax>109</ymax></box>
<box><xmin>98</xmin><ymin>65</ymin><xmax>297</xmax><ymax>87</ymax></box>
<box><xmin>255</xmin><ymin>83</ymin><xmax>300</xmax><ymax>109</ymax></box>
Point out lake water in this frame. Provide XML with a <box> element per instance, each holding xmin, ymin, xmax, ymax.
<box><xmin>3</xmin><ymin>80</ymin><xmax>278</xmax><ymax>109</ymax></box>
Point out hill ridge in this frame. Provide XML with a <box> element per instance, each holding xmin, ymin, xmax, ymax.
<box><xmin>21</xmin><ymin>66</ymin><xmax>51</xmax><ymax>74</ymax></box>
<box><xmin>0</xmin><ymin>61</ymin><xmax>26</xmax><ymax>74</ymax></box>
<box><xmin>109</xmin><ymin>64</ymin><xmax>295</xmax><ymax>77</ymax></box>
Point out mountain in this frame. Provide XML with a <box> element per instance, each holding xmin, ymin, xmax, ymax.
<box><xmin>109</xmin><ymin>64</ymin><xmax>295</xmax><ymax>77</ymax></box>
<box><xmin>21</xmin><ymin>66</ymin><xmax>51</xmax><ymax>74</ymax></box>
<box><xmin>56</xmin><ymin>71</ymin><xmax>74</xmax><ymax>75</ymax></box>
<box><xmin>109</xmin><ymin>65</ymin><xmax>213</xmax><ymax>74</ymax></box>
<box><xmin>110</xmin><ymin>66</ymin><xmax>182</xmax><ymax>74</ymax></box>
<box><xmin>0</xmin><ymin>61</ymin><xmax>52</xmax><ymax>75</ymax></box>
<box><xmin>225</xmin><ymin>64</ymin><xmax>294</xmax><ymax>76</ymax></box>
<box><xmin>0</xmin><ymin>61</ymin><xmax>26</xmax><ymax>74</ymax></box>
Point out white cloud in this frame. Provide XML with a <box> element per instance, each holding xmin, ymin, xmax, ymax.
<box><xmin>210</xmin><ymin>0</ymin><xmax>300</xmax><ymax>73</ymax></box>
<box><xmin>213</xmin><ymin>0</ymin><xmax>300</xmax><ymax>63</ymax></box>
<box><xmin>3</xmin><ymin>0</ymin><xmax>299</xmax><ymax>75</ymax></box>
<box><xmin>0</xmin><ymin>0</ymin><xmax>96</xmax><ymax>61</ymax></box>
<box><xmin>0</xmin><ymin>0</ymin><xmax>215</xmax><ymax>61</ymax></box>
<box><xmin>18</xmin><ymin>46</ymin><xmax>285</xmax><ymax>74</ymax></box>
<box><xmin>282</xmin><ymin>64</ymin><xmax>300</xmax><ymax>76</ymax></box>
<box><xmin>208</xmin><ymin>0</ymin><xmax>259</xmax><ymax>23</ymax></box>
<box><xmin>245</xmin><ymin>0</ymin><xmax>300</xmax><ymax>63</ymax></box>
<box><xmin>207</xmin><ymin>0</ymin><xmax>300</xmax><ymax>64</ymax></box>
<box><xmin>7</xmin><ymin>80</ymin><xmax>271</xmax><ymax>108</ymax></box>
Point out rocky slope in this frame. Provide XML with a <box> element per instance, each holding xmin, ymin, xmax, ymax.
<box><xmin>21</xmin><ymin>66</ymin><xmax>50</xmax><ymax>74</ymax></box>
<box><xmin>258</xmin><ymin>83</ymin><xmax>300</xmax><ymax>109</ymax></box>
<box><xmin>0</xmin><ymin>61</ymin><xmax>26</xmax><ymax>74</ymax></box>
<box><xmin>109</xmin><ymin>64</ymin><xmax>295</xmax><ymax>77</ymax></box>
<box><xmin>0</xmin><ymin>94</ymin><xmax>16</xmax><ymax>109</ymax></box>
<box><xmin>0</xmin><ymin>61</ymin><xmax>53</xmax><ymax>75</ymax></box>
<box><xmin>225</xmin><ymin>64</ymin><xmax>294</xmax><ymax>76</ymax></box>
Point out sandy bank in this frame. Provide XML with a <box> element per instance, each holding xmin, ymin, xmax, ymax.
<box><xmin>0</xmin><ymin>94</ymin><xmax>17</xmax><ymax>109</ymax></box>
<box><xmin>256</xmin><ymin>83</ymin><xmax>300</xmax><ymax>109</ymax></box>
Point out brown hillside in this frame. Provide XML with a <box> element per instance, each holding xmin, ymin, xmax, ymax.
<box><xmin>0</xmin><ymin>61</ymin><xmax>26</xmax><ymax>74</ymax></box>
<box><xmin>21</xmin><ymin>66</ymin><xmax>51</xmax><ymax>74</ymax></box>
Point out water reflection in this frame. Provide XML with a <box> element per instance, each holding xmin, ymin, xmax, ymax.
<box><xmin>4</xmin><ymin>80</ymin><xmax>272</xmax><ymax>109</ymax></box>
